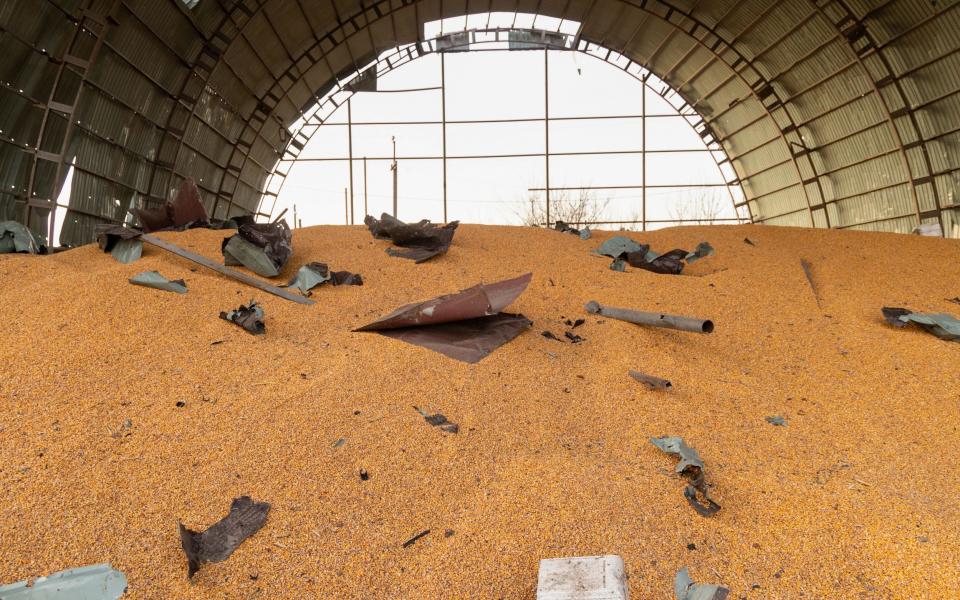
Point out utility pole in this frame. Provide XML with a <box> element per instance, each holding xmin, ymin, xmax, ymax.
<box><xmin>348</xmin><ymin>98</ymin><xmax>354</xmax><ymax>225</ymax></box>
<box><xmin>344</xmin><ymin>188</ymin><xmax>348</xmax><ymax>225</ymax></box>
<box><xmin>391</xmin><ymin>136</ymin><xmax>398</xmax><ymax>218</ymax></box>
<box><xmin>544</xmin><ymin>49</ymin><xmax>551</xmax><ymax>228</ymax></box>
<box><xmin>363</xmin><ymin>156</ymin><xmax>368</xmax><ymax>218</ymax></box>
<box><xmin>293</xmin><ymin>204</ymin><xmax>297</xmax><ymax>229</ymax></box>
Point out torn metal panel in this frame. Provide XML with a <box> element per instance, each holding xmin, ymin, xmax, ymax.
<box><xmin>179</xmin><ymin>496</ymin><xmax>271</xmax><ymax>578</ymax></box>
<box><xmin>129</xmin><ymin>271</ymin><xmax>188</xmax><ymax>294</ymax></box>
<box><xmin>282</xmin><ymin>263</ymin><xmax>363</xmax><ymax>295</ymax></box>
<box><xmin>674</xmin><ymin>567</ymin><xmax>729</xmax><ymax>600</ymax></box>
<box><xmin>651</xmin><ymin>436</ymin><xmax>720</xmax><ymax>517</ymax></box>
<box><xmin>375</xmin><ymin>313</ymin><xmax>532</xmax><ymax>363</ymax></box>
<box><xmin>132</xmin><ymin>177</ymin><xmax>208</xmax><ymax>233</ymax></box>
<box><xmin>221</xmin><ymin>219</ymin><xmax>292</xmax><ymax>277</ymax></box>
<box><xmin>95</xmin><ymin>225</ymin><xmax>143</xmax><ymax>264</ymax></box>
<box><xmin>0</xmin><ymin>221</ymin><xmax>41</xmax><ymax>254</ymax></box>
<box><xmin>282</xmin><ymin>262</ymin><xmax>331</xmax><ymax>294</ymax></box>
<box><xmin>219</xmin><ymin>301</ymin><xmax>265</xmax><ymax>335</ymax></box>
<box><xmin>356</xmin><ymin>274</ymin><xmax>533</xmax><ymax>363</ymax></box>
<box><xmin>356</xmin><ymin>273</ymin><xmax>531</xmax><ymax>330</ymax></box>
<box><xmin>365</xmin><ymin>213</ymin><xmax>459</xmax><ymax>263</ymax></box>
<box><xmin>0</xmin><ymin>563</ymin><xmax>127</xmax><ymax>599</ymax></box>
<box><xmin>765</xmin><ymin>415</ymin><xmax>787</xmax><ymax>426</ymax></box>
<box><xmin>882</xmin><ymin>307</ymin><xmax>960</xmax><ymax>341</ymax></box>
<box><xmin>594</xmin><ymin>236</ymin><xmax>645</xmax><ymax>259</ymax></box>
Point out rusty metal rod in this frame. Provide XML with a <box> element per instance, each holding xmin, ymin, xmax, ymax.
<box><xmin>629</xmin><ymin>370</ymin><xmax>672</xmax><ymax>390</ymax></box>
<box><xmin>585</xmin><ymin>301</ymin><xmax>713</xmax><ymax>334</ymax></box>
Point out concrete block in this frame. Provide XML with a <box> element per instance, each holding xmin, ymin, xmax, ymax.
<box><xmin>536</xmin><ymin>554</ymin><xmax>629</xmax><ymax>600</ymax></box>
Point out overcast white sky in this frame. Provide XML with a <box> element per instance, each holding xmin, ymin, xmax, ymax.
<box><xmin>271</xmin><ymin>15</ymin><xmax>746</xmax><ymax>230</ymax></box>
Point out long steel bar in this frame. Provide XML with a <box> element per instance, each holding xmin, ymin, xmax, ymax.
<box><xmin>140</xmin><ymin>234</ymin><xmax>314</xmax><ymax>306</ymax></box>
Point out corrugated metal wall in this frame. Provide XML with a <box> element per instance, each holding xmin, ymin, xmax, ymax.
<box><xmin>2</xmin><ymin>0</ymin><xmax>959</xmax><ymax>245</ymax></box>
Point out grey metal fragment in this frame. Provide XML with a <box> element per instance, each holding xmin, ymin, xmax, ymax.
<box><xmin>129</xmin><ymin>271</ymin><xmax>187</xmax><ymax>294</ymax></box>
<box><xmin>685</xmin><ymin>242</ymin><xmax>715</xmax><ymax>264</ymax></box>
<box><xmin>0</xmin><ymin>563</ymin><xmax>127</xmax><ymax>600</ymax></box>
<box><xmin>651</xmin><ymin>437</ymin><xmax>704</xmax><ymax>474</ymax></box>
<box><xmin>674</xmin><ymin>567</ymin><xmax>729</xmax><ymax>600</ymax></box>
<box><xmin>0</xmin><ymin>221</ymin><xmax>40</xmax><ymax>254</ymax></box>
<box><xmin>594</xmin><ymin>236</ymin><xmax>644</xmax><ymax>258</ymax></box>
<box><xmin>765</xmin><ymin>415</ymin><xmax>787</xmax><ymax>426</ymax></box>
<box><xmin>222</xmin><ymin>236</ymin><xmax>280</xmax><ymax>277</ymax></box>
<box><xmin>110</xmin><ymin>239</ymin><xmax>143</xmax><ymax>264</ymax></box>
<box><xmin>282</xmin><ymin>262</ymin><xmax>331</xmax><ymax>294</ymax></box>
<box><xmin>579</xmin><ymin>227</ymin><xmax>592</xmax><ymax>240</ymax></box>
<box><xmin>882</xmin><ymin>307</ymin><xmax>960</xmax><ymax>341</ymax></box>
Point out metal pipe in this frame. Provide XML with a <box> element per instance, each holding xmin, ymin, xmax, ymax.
<box><xmin>585</xmin><ymin>301</ymin><xmax>714</xmax><ymax>334</ymax></box>
<box><xmin>629</xmin><ymin>370</ymin><xmax>672</xmax><ymax>390</ymax></box>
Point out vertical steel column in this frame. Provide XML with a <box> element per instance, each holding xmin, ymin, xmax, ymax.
<box><xmin>642</xmin><ymin>81</ymin><xmax>647</xmax><ymax>231</ymax></box>
<box><xmin>348</xmin><ymin>99</ymin><xmax>354</xmax><ymax>225</ymax></box>
<box><xmin>344</xmin><ymin>188</ymin><xmax>349</xmax><ymax>224</ymax></box>
<box><xmin>544</xmin><ymin>49</ymin><xmax>551</xmax><ymax>228</ymax></box>
<box><xmin>363</xmin><ymin>156</ymin><xmax>368</xmax><ymax>218</ymax></box>
<box><xmin>441</xmin><ymin>52</ymin><xmax>448</xmax><ymax>222</ymax></box>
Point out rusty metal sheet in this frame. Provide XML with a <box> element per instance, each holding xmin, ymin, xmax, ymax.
<box><xmin>355</xmin><ymin>273</ymin><xmax>533</xmax><ymax>363</ymax></box>
<box><xmin>132</xmin><ymin>178</ymin><xmax>209</xmax><ymax>233</ymax></box>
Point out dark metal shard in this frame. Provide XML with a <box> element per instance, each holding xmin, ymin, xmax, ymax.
<box><xmin>179</xmin><ymin>496</ymin><xmax>270</xmax><ymax>578</ymax></box>
<box><xmin>133</xmin><ymin>178</ymin><xmax>209</xmax><ymax>233</ymax></box>
<box><xmin>219</xmin><ymin>301</ymin><xmax>265</xmax><ymax>335</ymax></box>
<box><xmin>651</xmin><ymin>436</ymin><xmax>720</xmax><ymax>517</ymax></box>
<box><xmin>221</xmin><ymin>219</ymin><xmax>293</xmax><ymax>277</ymax></box>
<box><xmin>365</xmin><ymin>213</ymin><xmax>459</xmax><ymax>263</ymax></box>
<box><xmin>402</xmin><ymin>529</ymin><xmax>431</xmax><ymax>548</ymax></box>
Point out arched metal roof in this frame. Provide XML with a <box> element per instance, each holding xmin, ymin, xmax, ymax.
<box><xmin>2</xmin><ymin>0</ymin><xmax>958</xmax><ymax>245</ymax></box>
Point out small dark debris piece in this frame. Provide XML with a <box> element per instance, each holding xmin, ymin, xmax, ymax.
<box><xmin>571</xmin><ymin>318</ymin><xmax>585</xmax><ymax>329</ymax></box>
<box><xmin>179</xmin><ymin>496</ymin><xmax>271</xmax><ymax>578</ymax></box>
<box><xmin>765</xmin><ymin>415</ymin><xmax>787</xmax><ymax>426</ymax></box>
<box><xmin>948</xmin><ymin>297</ymin><xmax>960</xmax><ymax>305</ymax></box>
<box><xmin>402</xmin><ymin>529</ymin><xmax>431</xmax><ymax>548</ymax></box>
<box><xmin>176</xmin><ymin>401</ymin><xmax>186</xmax><ymax>408</ymax></box>
<box><xmin>554</xmin><ymin>220</ymin><xmax>589</xmax><ymax>238</ymax></box>
<box><xmin>330</xmin><ymin>271</ymin><xmax>363</xmax><ymax>286</ymax></box>
<box><xmin>414</xmin><ymin>406</ymin><xmax>459</xmax><ymax>434</ymax></box>
<box><xmin>686</xmin><ymin>543</ymin><xmax>696</xmax><ymax>550</ymax></box>
<box><xmin>629</xmin><ymin>370</ymin><xmax>672</xmax><ymax>390</ymax></box>
<box><xmin>210</xmin><ymin>340</ymin><xmax>225</xmax><ymax>346</ymax></box>
<box><xmin>333</xmin><ymin>438</ymin><xmax>346</xmax><ymax>448</ymax></box>
<box><xmin>359</xmin><ymin>469</ymin><xmax>369</xmax><ymax>481</ymax></box>
<box><xmin>564</xmin><ymin>331</ymin><xmax>584</xmax><ymax>344</ymax></box>
<box><xmin>444</xmin><ymin>529</ymin><xmax>455</xmax><ymax>538</ymax></box>
<box><xmin>219</xmin><ymin>301</ymin><xmax>265</xmax><ymax>335</ymax></box>
<box><xmin>744</xmin><ymin>237</ymin><xmax>755</xmax><ymax>246</ymax></box>
<box><xmin>542</xmin><ymin>331</ymin><xmax>562</xmax><ymax>342</ymax></box>
<box><xmin>250</xmin><ymin>573</ymin><xmax>259</xmax><ymax>581</ymax></box>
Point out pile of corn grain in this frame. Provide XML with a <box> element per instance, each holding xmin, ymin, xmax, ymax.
<box><xmin>1</xmin><ymin>224</ymin><xmax>958</xmax><ymax>598</ymax></box>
